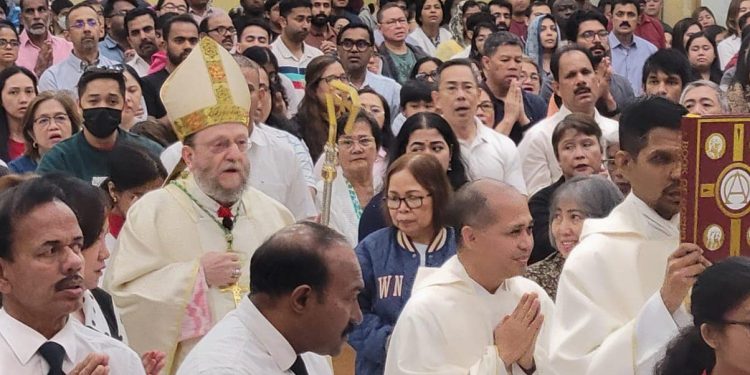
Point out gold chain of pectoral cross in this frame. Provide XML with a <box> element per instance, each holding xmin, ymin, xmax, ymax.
<box><xmin>171</xmin><ymin>181</ymin><xmax>248</xmax><ymax>307</ymax></box>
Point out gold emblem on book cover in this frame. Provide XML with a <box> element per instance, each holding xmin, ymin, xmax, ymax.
<box><xmin>704</xmin><ymin>133</ymin><xmax>726</xmax><ymax>160</ymax></box>
<box><xmin>703</xmin><ymin>224</ymin><xmax>724</xmax><ymax>251</ymax></box>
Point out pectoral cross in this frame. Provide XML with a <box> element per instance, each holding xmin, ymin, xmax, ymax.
<box><xmin>221</xmin><ymin>283</ymin><xmax>250</xmax><ymax>307</ymax></box>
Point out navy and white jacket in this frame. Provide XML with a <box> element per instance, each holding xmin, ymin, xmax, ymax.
<box><xmin>349</xmin><ymin>226</ymin><xmax>457</xmax><ymax>375</ymax></box>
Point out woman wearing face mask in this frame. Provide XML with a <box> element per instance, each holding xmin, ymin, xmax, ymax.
<box><xmin>8</xmin><ymin>92</ymin><xmax>81</xmax><ymax>173</ymax></box>
<box><xmin>0</xmin><ymin>66</ymin><xmax>37</xmax><ymax>163</ymax></box>
<box><xmin>525</xmin><ymin>176</ymin><xmax>623</xmax><ymax>300</ymax></box>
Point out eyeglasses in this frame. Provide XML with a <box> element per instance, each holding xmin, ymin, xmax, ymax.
<box><xmin>321</xmin><ymin>74</ymin><xmax>350</xmax><ymax>84</ymax></box>
<box><xmin>722</xmin><ymin>320</ymin><xmax>750</xmax><ymax>332</ymax></box>
<box><xmin>385</xmin><ymin>194</ymin><xmax>432</xmax><ymax>209</ymax></box>
<box><xmin>579</xmin><ymin>30</ymin><xmax>609</xmax><ymax>41</ymax></box>
<box><xmin>415</xmin><ymin>70</ymin><xmax>438</xmax><ymax>81</ymax></box>
<box><xmin>477</xmin><ymin>101</ymin><xmax>493</xmax><ymax>112</ymax></box>
<box><xmin>161</xmin><ymin>3</ymin><xmax>188</xmax><ymax>12</ymax></box>
<box><xmin>69</xmin><ymin>18</ymin><xmax>99</xmax><ymax>29</ymax></box>
<box><xmin>340</xmin><ymin>39</ymin><xmax>371</xmax><ymax>51</ymax></box>
<box><xmin>107</xmin><ymin>9</ymin><xmax>130</xmax><ymax>18</ymax></box>
<box><xmin>519</xmin><ymin>71</ymin><xmax>540</xmax><ymax>82</ymax></box>
<box><xmin>208</xmin><ymin>26</ymin><xmax>236</xmax><ymax>35</ymax></box>
<box><xmin>34</xmin><ymin>113</ymin><xmax>70</xmax><ymax>127</ymax></box>
<box><xmin>0</xmin><ymin>39</ymin><xmax>19</xmax><ymax>48</ymax></box>
<box><xmin>337</xmin><ymin>136</ymin><xmax>375</xmax><ymax>149</ymax></box>
<box><xmin>382</xmin><ymin>18</ymin><xmax>408</xmax><ymax>26</ymax></box>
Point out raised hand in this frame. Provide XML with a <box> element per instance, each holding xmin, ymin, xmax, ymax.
<box><xmin>660</xmin><ymin>243</ymin><xmax>711</xmax><ymax>314</ymax></box>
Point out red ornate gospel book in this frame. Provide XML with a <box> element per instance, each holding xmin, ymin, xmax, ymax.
<box><xmin>681</xmin><ymin>115</ymin><xmax>750</xmax><ymax>262</ymax></box>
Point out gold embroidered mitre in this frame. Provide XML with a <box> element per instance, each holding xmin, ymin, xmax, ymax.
<box><xmin>160</xmin><ymin>37</ymin><xmax>251</xmax><ymax>140</ymax></box>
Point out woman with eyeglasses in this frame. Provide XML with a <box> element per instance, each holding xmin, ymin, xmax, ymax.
<box><xmin>7</xmin><ymin>91</ymin><xmax>81</xmax><ymax>173</ymax></box>
<box><xmin>315</xmin><ymin>110</ymin><xmax>381</xmax><ymax>246</ymax></box>
<box><xmin>0</xmin><ymin>21</ymin><xmax>19</xmax><ymax>73</ymax></box>
<box><xmin>155</xmin><ymin>0</ymin><xmax>189</xmax><ymax>16</ymax></box>
<box><xmin>0</xmin><ymin>66</ymin><xmax>37</xmax><ymax>163</ymax></box>
<box><xmin>358</xmin><ymin>112</ymin><xmax>469</xmax><ymax>241</ymax></box>
<box><xmin>349</xmin><ymin>152</ymin><xmax>456</xmax><ymax>375</ymax></box>
<box><xmin>476</xmin><ymin>85</ymin><xmax>496</xmax><ymax>128</ymax></box>
<box><xmin>409</xmin><ymin>56</ymin><xmax>441</xmax><ymax>83</ymax></box>
<box><xmin>293</xmin><ymin>54</ymin><xmax>350</xmax><ymax>161</ymax></box>
<box><xmin>656</xmin><ymin>256</ymin><xmax>750</xmax><ymax>375</ymax></box>
<box><xmin>407</xmin><ymin>0</ymin><xmax>452</xmax><ymax>57</ymax></box>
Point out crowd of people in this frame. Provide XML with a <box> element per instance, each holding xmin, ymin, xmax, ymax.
<box><xmin>0</xmin><ymin>0</ymin><xmax>749</xmax><ymax>374</ymax></box>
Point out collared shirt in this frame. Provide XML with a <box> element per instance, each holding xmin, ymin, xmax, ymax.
<box><xmin>406</xmin><ymin>27</ymin><xmax>453</xmax><ymax>57</ymax></box>
<box><xmin>0</xmin><ymin>309</ymin><xmax>144</xmax><ymax>375</ymax></box>
<box><xmin>458</xmin><ymin>119</ymin><xmax>527</xmax><ymax>195</ymax></box>
<box><xmin>517</xmin><ymin>105</ymin><xmax>618</xmax><ymax>196</ymax></box>
<box><xmin>188</xmin><ymin>6</ymin><xmax>226</xmax><ymax>24</ymax></box>
<box><xmin>127</xmin><ymin>54</ymin><xmax>151</xmax><ymax>77</ymax></box>
<box><xmin>79</xmin><ymin>289</ymin><xmax>129</xmax><ymax>344</ymax></box>
<box><xmin>305</xmin><ymin>24</ymin><xmax>336</xmax><ymax>51</ymax></box>
<box><xmin>635</xmin><ymin>15</ymin><xmax>666</xmax><ymax>49</ymax></box>
<box><xmin>608</xmin><ymin>33</ymin><xmax>657</xmax><ymax>95</ymax></box>
<box><xmin>16</xmin><ymin>30</ymin><xmax>72</xmax><ymax>76</ymax></box>
<box><xmin>270</xmin><ymin>38</ymin><xmax>323</xmax><ymax>99</ymax></box>
<box><xmin>176</xmin><ymin>297</ymin><xmax>332</xmax><ymax>375</ymax></box>
<box><xmin>99</xmin><ymin>34</ymin><xmax>125</xmax><ymax>63</ymax></box>
<box><xmin>37</xmin><ymin>52</ymin><xmax>118</xmax><ymax>98</ymax></box>
<box><xmin>359</xmin><ymin>71</ymin><xmax>401</xmax><ymax>123</ymax></box>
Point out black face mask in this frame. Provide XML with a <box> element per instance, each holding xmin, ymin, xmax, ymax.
<box><xmin>83</xmin><ymin>107</ymin><xmax>122</xmax><ymax>138</ymax></box>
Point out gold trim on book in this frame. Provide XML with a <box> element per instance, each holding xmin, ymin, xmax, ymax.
<box><xmin>731</xmin><ymin>219</ymin><xmax>741</xmax><ymax>256</ymax></box>
<box><xmin>734</xmin><ymin>123</ymin><xmax>744</xmax><ymax>162</ymax></box>
<box><xmin>700</xmin><ymin>184</ymin><xmax>715</xmax><ymax>198</ymax></box>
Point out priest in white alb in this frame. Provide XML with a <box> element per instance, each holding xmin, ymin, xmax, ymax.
<box><xmin>384</xmin><ymin>180</ymin><xmax>556</xmax><ymax>375</ymax></box>
<box><xmin>104</xmin><ymin>37</ymin><xmax>294</xmax><ymax>374</ymax></box>
<box><xmin>549</xmin><ymin>97</ymin><xmax>711</xmax><ymax>375</ymax></box>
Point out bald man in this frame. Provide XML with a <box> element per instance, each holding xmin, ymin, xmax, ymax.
<box><xmin>384</xmin><ymin>180</ymin><xmax>556</xmax><ymax>375</ymax></box>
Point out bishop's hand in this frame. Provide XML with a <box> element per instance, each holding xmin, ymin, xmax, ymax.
<box><xmin>494</xmin><ymin>292</ymin><xmax>544</xmax><ymax>368</ymax></box>
<box><xmin>201</xmin><ymin>251</ymin><xmax>241</xmax><ymax>288</ymax></box>
<box><xmin>660</xmin><ymin>243</ymin><xmax>712</xmax><ymax>314</ymax></box>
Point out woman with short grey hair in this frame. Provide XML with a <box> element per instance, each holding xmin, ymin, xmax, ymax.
<box><xmin>526</xmin><ymin>175</ymin><xmax>624</xmax><ymax>299</ymax></box>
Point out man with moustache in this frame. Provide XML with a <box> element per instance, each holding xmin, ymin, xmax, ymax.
<box><xmin>125</xmin><ymin>7</ymin><xmax>160</xmax><ymax>77</ymax></box>
<box><xmin>99</xmin><ymin>0</ymin><xmax>137</xmax><ymax>63</ymax></box>
<box><xmin>384</xmin><ymin>180</ymin><xmax>555</xmax><ymax>374</ymax></box>
<box><xmin>338</xmin><ymin>23</ymin><xmax>401</xmax><ymax>123</ymax></box>
<box><xmin>306</xmin><ymin>0</ymin><xmax>336</xmax><ymax>54</ymax></box>
<box><xmin>0</xmin><ymin>178</ymin><xmax>145</xmax><ymax>374</ymax></box>
<box><xmin>550</xmin><ymin>96</ymin><xmax>710</xmax><ymax>375</ymax></box>
<box><xmin>36</xmin><ymin>67</ymin><xmax>164</xmax><ymax>184</ymax></box>
<box><xmin>271</xmin><ymin>0</ymin><xmax>323</xmax><ymax>106</ymax></box>
<box><xmin>608</xmin><ymin>0</ymin><xmax>656</xmax><ymax>95</ymax></box>
<box><xmin>518</xmin><ymin>45</ymin><xmax>618</xmax><ymax>197</ymax></box>
<box><xmin>106</xmin><ymin>37</ymin><xmax>294</xmax><ymax>375</ymax></box>
<box><xmin>565</xmin><ymin>9</ymin><xmax>634</xmax><ymax>117</ymax></box>
<box><xmin>177</xmin><ymin>222</ymin><xmax>362</xmax><ymax>375</ymax></box>
<box><xmin>200</xmin><ymin>13</ymin><xmax>237</xmax><ymax>51</ymax></box>
<box><xmin>488</xmin><ymin>0</ymin><xmax>513</xmax><ymax>31</ymax></box>
<box><xmin>17</xmin><ymin>0</ymin><xmax>73</xmax><ymax>77</ymax></box>
<box><xmin>38</xmin><ymin>3</ymin><xmax>118</xmax><ymax>96</ymax></box>
<box><xmin>377</xmin><ymin>3</ymin><xmax>428</xmax><ymax>85</ymax></box>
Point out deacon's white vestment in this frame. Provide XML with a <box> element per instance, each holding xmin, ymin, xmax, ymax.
<box><xmin>549</xmin><ymin>193</ymin><xmax>691</xmax><ymax>375</ymax></box>
<box><xmin>384</xmin><ymin>256</ymin><xmax>556</xmax><ymax>375</ymax></box>
<box><xmin>105</xmin><ymin>174</ymin><xmax>294</xmax><ymax>374</ymax></box>
<box><xmin>176</xmin><ymin>297</ymin><xmax>332</xmax><ymax>375</ymax></box>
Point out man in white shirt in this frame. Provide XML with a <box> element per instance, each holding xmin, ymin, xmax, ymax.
<box><xmin>518</xmin><ymin>45</ymin><xmax>618</xmax><ymax>196</ymax></box>
<box><xmin>177</xmin><ymin>222</ymin><xmax>364</xmax><ymax>375</ymax></box>
<box><xmin>38</xmin><ymin>3</ymin><xmax>118</xmax><ymax>97</ymax></box>
<box><xmin>384</xmin><ymin>180</ymin><xmax>555</xmax><ymax>374</ymax></box>
<box><xmin>270</xmin><ymin>0</ymin><xmax>323</xmax><ymax>112</ymax></box>
<box><xmin>433</xmin><ymin>58</ymin><xmax>527</xmax><ymax>195</ymax></box>
<box><xmin>549</xmin><ymin>96</ymin><xmax>711</xmax><ymax>375</ymax></box>
<box><xmin>0</xmin><ymin>178</ymin><xmax>144</xmax><ymax>374</ymax></box>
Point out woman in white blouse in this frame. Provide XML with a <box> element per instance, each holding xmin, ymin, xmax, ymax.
<box><xmin>407</xmin><ymin>0</ymin><xmax>453</xmax><ymax>57</ymax></box>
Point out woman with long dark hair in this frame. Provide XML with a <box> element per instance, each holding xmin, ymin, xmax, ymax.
<box><xmin>656</xmin><ymin>257</ymin><xmax>750</xmax><ymax>375</ymax></box>
<box><xmin>673</xmin><ymin>17</ymin><xmax>703</xmax><ymax>55</ymax></box>
<box><xmin>0</xmin><ymin>66</ymin><xmax>37</xmax><ymax>163</ymax></box>
<box><xmin>358</xmin><ymin>112</ymin><xmax>469</xmax><ymax>241</ymax></box>
<box><xmin>293</xmin><ymin>55</ymin><xmax>349</xmax><ymax>161</ymax></box>
<box><xmin>726</xmin><ymin>34</ymin><xmax>750</xmax><ymax>113</ymax></box>
<box><xmin>718</xmin><ymin>0</ymin><xmax>750</xmax><ymax>69</ymax></box>
<box><xmin>686</xmin><ymin>32</ymin><xmax>723</xmax><ymax>84</ymax></box>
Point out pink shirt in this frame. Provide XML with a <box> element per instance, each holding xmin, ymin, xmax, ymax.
<box><xmin>17</xmin><ymin>30</ymin><xmax>72</xmax><ymax>76</ymax></box>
